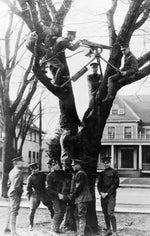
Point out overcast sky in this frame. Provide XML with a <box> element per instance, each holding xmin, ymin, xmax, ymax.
<box><xmin>0</xmin><ymin>0</ymin><xmax>150</xmax><ymax>135</ymax></box>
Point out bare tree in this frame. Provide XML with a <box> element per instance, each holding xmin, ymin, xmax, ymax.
<box><xmin>2</xmin><ymin>0</ymin><xmax>150</xmax><ymax>233</ymax></box>
<box><xmin>0</xmin><ymin>11</ymin><xmax>38</xmax><ymax>197</ymax></box>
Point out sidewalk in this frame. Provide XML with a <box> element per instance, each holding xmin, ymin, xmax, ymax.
<box><xmin>0</xmin><ymin>178</ymin><xmax>150</xmax><ymax>214</ymax></box>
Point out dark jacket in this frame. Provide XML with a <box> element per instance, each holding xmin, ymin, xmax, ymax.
<box><xmin>26</xmin><ymin>172</ymin><xmax>46</xmax><ymax>198</ymax></box>
<box><xmin>46</xmin><ymin>170</ymin><xmax>65</xmax><ymax>200</ymax></box>
<box><xmin>87</xmin><ymin>73</ymin><xmax>101</xmax><ymax>98</ymax></box>
<box><xmin>71</xmin><ymin>169</ymin><xmax>92</xmax><ymax>204</ymax></box>
<box><xmin>122</xmin><ymin>51</ymin><xmax>138</xmax><ymax>76</ymax></box>
<box><xmin>97</xmin><ymin>167</ymin><xmax>119</xmax><ymax>197</ymax></box>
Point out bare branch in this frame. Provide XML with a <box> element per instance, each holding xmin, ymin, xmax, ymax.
<box><xmin>45</xmin><ymin>0</ymin><xmax>57</xmax><ymax>18</ymax></box>
<box><xmin>37</xmin><ymin>0</ymin><xmax>52</xmax><ymax>26</ymax></box>
<box><xmin>137</xmin><ymin>51</ymin><xmax>150</xmax><ymax>68</ymax></box>
<box><xmin>13</xmin><ymin>77</ymin><xmax>38</xmax><ymax>125</ymax></box>
<box><xmin>56</xmin><ymin>0</ymin><xmax>73</xmax><ymax>28</ymax></box>
<box><xmin>5</xmin><ymin>11</ymin><xmax>13</xmax><ymax>69</ymax></box>
<box><xmin>11</xmin><ymin>56</ymin><xmax>34</xmax><ymax>112</ymax></box>
<box><xmin>11</xmin><ymin>21</ymin><xmax>24</xmax><ymax>70</ymax></box>
<box><xmin>134</xmin><ymin>9</ymin><xmax>150</xmax><ymax>30</ymax></box>
<box><xmin>0</xmin><ymin>0</ymin><xmax>23</xmax><ymax>18</ymax></box>
<box><xmin>117</xmin><ymin>0</ymin><xmax>145</xmax><ymax>44</ymax></box>
<box><xmin>106</xmin><ymin>0</ymin><xmax>118</xmax><ymax>46</ymax></box>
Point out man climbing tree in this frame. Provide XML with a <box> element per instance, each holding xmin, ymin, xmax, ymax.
<box><xmin>2</xmin><ymin>0</ymin><xmax>150</xmax><ymax>234</ymax></box>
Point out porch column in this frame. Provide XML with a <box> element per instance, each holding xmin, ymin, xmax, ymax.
<box><xmin>111</xmin><ymin>145</ymin><xmax>115</xmax><ymax>168</ymax></box>
<box><xmin>139</xmin><ymin>145</ymin><xmax>142</xmax><ymax>170</ymax></box>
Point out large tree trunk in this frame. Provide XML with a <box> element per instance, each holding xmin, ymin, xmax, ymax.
<box><xmin>1</xmin><ymin>114</ymin><xmax>15</xmax><ymax>197</ymax></box>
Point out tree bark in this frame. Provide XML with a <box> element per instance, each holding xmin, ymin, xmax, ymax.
<box><xmin>1</xmin><ymin>114</ymin><xmax>15</xmax><ymax>197</ymax></box>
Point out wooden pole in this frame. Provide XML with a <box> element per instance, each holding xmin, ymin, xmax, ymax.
<box><xmin>39</xmin><ymin>101</ymin><xmax>42</xmax><ymax>170</ymax></box>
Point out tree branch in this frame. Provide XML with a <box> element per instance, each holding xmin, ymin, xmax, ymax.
<box><xmin>11</xmin><ymin>55</ymin><xmax>34</xmax><ymax>113</ymax></box>
<box><xmin>11</xmin><ymin>21</ymin><xmax>24</xmax><ymax>70</ymax></box>
<box><xmin>117</xmin><ymin>0</ymin><xmax>145</xmax><ymax>44</ymax></box>
<box><xmin>45</xmin><ymin>0</ymin><xmax>57</xmax><ymax>19</ymax></box>
<box><xmin>5</xmin><ymin>11</ymin><xmax>13</xmax><ymax>69</ymax></box>
<box><xmin>55</xmin><ymin>0</ymin><xmax>73</xmax><ymax>28</ymax></box>
<box><xmin>13</xmin><ymin>77</ymin><xmax>38</xmax><ymax>125</ymax></box>
<box><xmin>106</xmin><ymin>0</ymin><xmax>118</xmax><ymax>46</ymax></box>
<box><xmin>137</xmin><ymin>51</ymin><xmax>150</xmax><ymax>68</ymax></box>
<box><xmin>134</xmin><ymin>9</ymin><xmax>150</xmax><ymax>30</ymax></box>
<box><xmin>36</xmin><ymin>0</ymin><xmax>52</xmax><ymax>26</ymax></box>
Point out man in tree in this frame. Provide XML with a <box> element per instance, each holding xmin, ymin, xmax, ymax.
<box><xmin>83</xmin><ymin>62</ymin><xmax>102</xmax><ymax>123</ymax></box>
<box><xmin>46</xmin><ymin>160</ymin><xmax>66</xmax><ymax>235</ymax></box>
<box><xmin>69</xmin><ymin>159</ymin><xmax>92</xmax><ymax>236</ymax></box>
<box><xmin>26</xmin><ymin>163</ymin><xmax>54</xmax><ymax>231</ymax></box>
<box><xmin>97</xmin><ymin>156</ymin><xmax>119</xmax><ymax>236</ymax></box>
<box><xmin>103</xmin><ymin>44</ymin><xmax>138</xmax><ymax>102</ymax></box>
<box><xmin>7</xmin><ymin>156</ymin><xmax>24</xmax><ymax>236</ymax></box>
<box><xmin>40</xmin><ymin>30</ymin><xmax>80</xmax><ymax>85</ymax></box>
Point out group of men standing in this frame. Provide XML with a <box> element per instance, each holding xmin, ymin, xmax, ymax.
<box><xmin>6</xmin><ymin>154</ymin><xmax>119</xmax><ymax>236</ymax></box>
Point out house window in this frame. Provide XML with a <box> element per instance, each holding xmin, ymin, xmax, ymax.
<box><xmin>0</xmin><ymin>147</ymin><xmax>2</xmax><ymax>161</ymax></box>
<box><xmin>33</xmin><ymin>152</ymin><xmax>35</xmax><ymax>162</ymax></box>
<box><xmin>29</xmin><ymin>130</ymin><xmax>32</xmax><ymax>141</ymax></box>
<box><xmin>108</xmin><ymin>127</ymin><xmax>115</xmax><ymax>139</ymax></box>
<box><xmin>146</xmin><ymin>129</ymin><xmax>150</xmax><ymax>139</ymax></box>
<box><xmin>37</xmin><ymin>152</ymin><xmax>39</xmax><ymax>162</ymax></box>
<box><xmin>112</xmin><ymin>109</ymin><xmax>118</xmax><ymax>115</ymax></box>
<box><xmin>0</xmin><ymin>127</ymin><xmax>2</xmax><ymax>138</ymax></box>
<box><xmin>124</xmin><ymin>127</ymin><xmax>132</xmax><ymax>139</ymax></box>
<box><xmin>28</xmin><ymin>151</ymin><xmax>31</xmax><ymax>164</ymax></box>
<box><xmin>33</xmin><ymin>132</ymin><xmax>36</xmax><ymax>142</ymax></box>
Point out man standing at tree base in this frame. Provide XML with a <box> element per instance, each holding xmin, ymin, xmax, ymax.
<box><xmin>7</xmin><ymin>155</ymin><xmax>24</xmax><ymax>236</ymax></box>
<box><xmin>97</xmin><ymin>156</ymin><xmax>119</xmax><ymax>236</ymax></box>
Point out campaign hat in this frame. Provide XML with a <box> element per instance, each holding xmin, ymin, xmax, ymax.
<box><xmin>67</xmin><ymin>30</ymin><xmax>76</xmax><ymax>36</ymax></box>
<box><xmin>29</xmin><ymin>162</ymin><xmax>38</xmax><ymax>169</ymax></box>
<box><xmin>101</xmin><ymin>156</ymin><xmax>111</xmax><ymax>163</ymax></box>
<box><xmin>71</xmin><ymin>159</ymin><xmax>82</xmax><ymax>166</ymax></box>
<box><xmin>90</xmin><ymin>62</ymin><xmax>99</xmax><ymax>67</ymax></box>
<box><xmin>12</xmin><ymin>156</ymin><xmax>23</xmax><ymax>162</ymax></box>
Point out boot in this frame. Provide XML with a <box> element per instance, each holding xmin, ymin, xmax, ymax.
<box><xmin>10</xmin><ymin>215</ymin><xmax>17</xmax><ymax>234</ymax></box>
<box><xmin>79</xmin><ymin>219</ymin><xmax>86</xmax><ymax>236</ymax></box>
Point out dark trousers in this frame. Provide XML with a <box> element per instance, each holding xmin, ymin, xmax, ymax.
<box><xmin>74</xmin><ymin>202</ymin><xmax>88</xmax><ymax>236</ymax></box>
<box><xmin>101</xmin><ymin>194</ymin><xmax>117</xmax><ymax>232</ymax></box>
<box><xmin>47</xmin><ymin>56</ymin><xmax>65</xmax><ymax>85</ymax></box>
<box><xmin>29</xmin><ymin>192</ymin><xmax>54</xmax><ymax>226</ymax></box>
<box><xmin>106</xmin><ymin>72</ymin><xmax>122</xmax><ymax>99</ymax></box>
<box><xmin>52</xmin><ymin>199</ymin><xmax>66</xmax><ymax>232</ymax></box>
<box><xmin>9</xmin><ymin>191</ymin><xmax>22</xmax><ymax>233</ymax></box>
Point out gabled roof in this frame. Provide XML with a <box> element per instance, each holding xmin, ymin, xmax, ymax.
<box><xmin>107</xmin><ymin>95</ymin><xmax>141</xmax><ymax>123</ymax></box>
<box><xmin>121</xmin><ymin>95</ymin><xmax>150</xmax><ymax>124</ymax></box>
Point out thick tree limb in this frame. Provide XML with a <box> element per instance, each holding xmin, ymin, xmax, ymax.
<box><xmin>106</xmin><ymin>0</ymin><xmax>118</xmax><ymax>46</ymax></box>
<box><xmin>137</xmin><ymin>51</ymin><xmax>150</xmax><ymax>68</ymax></box>
<box><xmin>117</xmin><ymin>0</ymin><xmax>145</xmax><ymax>44</ymax></box>
<box><xmin>13</xmin><ymin>77</ymin><xmax>38</xmax><ymax>125</ymax></box>
<box><xmin>36</xmin><ymin>0</ymin><xmax>52</xmax><ymax>26</ymax></box>
<box><xmin>134</xmin><ymin>9</ymin><xmax>150</xmax><ymax>30</ymax></box>
<box><xmin>11</xmin><ymin>55</ymin><xmax>34</xmax><ymax>113</ymax></box>
<box><xmin>45</xmin><ymin>0</ymin><xmax>57</xmax><ymax>19</ymax></box>
<box><xmin>56</xmin><ymin>0</ymin><xmax>73</xmax><ymax>27</ymax></box>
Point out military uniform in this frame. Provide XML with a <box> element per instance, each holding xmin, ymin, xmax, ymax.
<box><xmin>104</xmin><ymin>50</ymin><xmax>138</xmax><ymax>101</ymax></box>
<box><xmin>41</xmin><ymin>31</ymin><xmax>80</xmax><ymax>85</ymax></box>
<box><xmin>27</xmin><ymin>164</ymin><xmax>54</xmax><ymax>228</ymax></box>
<box><xmin>8</xmin><ymin>156</ymin><xmax>24</xmax><ymax>236</ymax></box>
<box><xmin>71</xmin><ymin>160</ymin><xmax>92</xmax><ymax>236</ymax></box>
<box><xmin>47</xmin><ymin>167</ymin><xmax>66</xmax><ymax>233</ymax></box>
<box><xmin>97</xmin><ymin>157</ymin><xmax>119</xmax><ymax>236</ymax></box>
<box><xmin>83</xmin><ymin>70</ymin><xmax>102</xmax><ymax>122</ymax></box>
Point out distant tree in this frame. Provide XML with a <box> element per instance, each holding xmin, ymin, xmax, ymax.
<box><xmin>2</xmin><ymin>0</ymin><xmax>150</xmax><ymax>233</ymax></box>
<box><xmin>0</xmin><ymin>12</ymin><xmax>38</xmax><ymax>197</ymax></box>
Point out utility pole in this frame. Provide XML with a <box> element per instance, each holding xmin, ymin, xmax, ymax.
<box><xmin>39</xmin><ymin>101</ymin><xmax>42</xmax><ymax>170</ymax></box>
